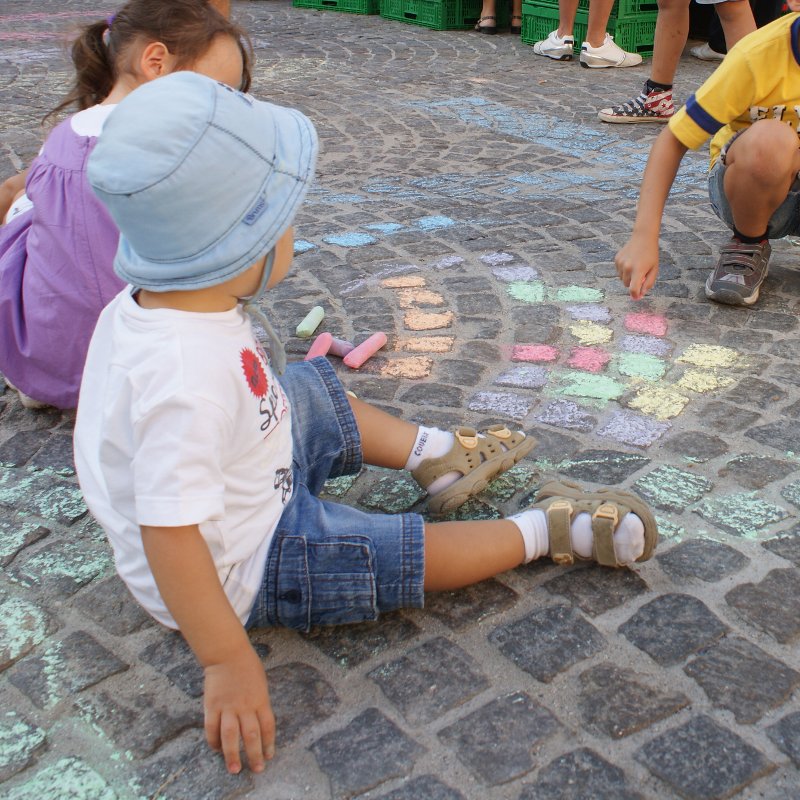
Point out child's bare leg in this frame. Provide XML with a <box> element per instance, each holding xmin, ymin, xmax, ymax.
<box><xmin>650</xmin><ymin>0</ymin><xmax>689</xmax><ymax>85</ymax></box>
<box><xmin>716</xmin><ymin>0</ymin><xmax>755</xmax><ymax>49</ymax></box>
<box><xmin>585</xmin><ymin>0</ymin><xmax>615</xmax><ymax>46</ymax></box>
<box><xmin>723</xmin><ymin>120</ymin><xmax>800</xmax><ymax>237</ymax></box>
<box><xmin>348</xmin><ymin>395</ymin><xmax>417</xmax><ymax>469</ymax></box>
<box><xmin>425</xmin><ymin>520</ymin><xmax>524</xmax><ymax>591</ymax></box>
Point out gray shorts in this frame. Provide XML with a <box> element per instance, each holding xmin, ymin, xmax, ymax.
<box><xmin>708</xmin><ymin>132</ymin><xmax>800</xmax><ymax>239</ymax></box>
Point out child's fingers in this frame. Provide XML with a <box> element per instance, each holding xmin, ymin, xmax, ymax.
<box><xmin>258</xmin><ymin>705</ymin><xmax>276</xmax><ymax>759</ymax></box>
<box><xmin>239</xmin><ymin>711</ymin><xmax>266</xmax><ymax>773</ymax></box>
<box><xmin>219</xmin><ymin>709</ymin><xmax>243</xmax><ymax>773</ymax></box>
<box><xmin>204</xmin><ymin>706</ymin><xmax>222</xmax><ymax>752</ymax></box>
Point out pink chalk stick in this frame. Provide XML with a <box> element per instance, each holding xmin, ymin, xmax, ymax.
<box><xmin>304</xmin><ymin>332</ymin><xmax>333</xmax><ymax>361</ymax></box>
<box><xmin>327</xmin><ymin>337</ymin><xmax>355</xmax><ymax>358</ymax></box>
<box><xmin>343</xmin><ymin>333</ymin><xmax>387</xmax><ymax>369</ymax></box>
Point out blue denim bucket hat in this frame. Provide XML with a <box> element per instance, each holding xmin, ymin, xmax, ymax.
<box><xmin>87</xmin><ymin>71</ymin><xmax>318</xmax><ymax>292</ymax></box>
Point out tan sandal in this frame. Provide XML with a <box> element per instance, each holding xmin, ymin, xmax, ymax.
<box><xmin>532</xmin><ymin>479</ymin><xmax>658</xmax><ymax>567</ymax></box>
<box><xmin>413</xmin><ymin>425</ymin><xmax>535</xmax><ymax>514</ymax></box>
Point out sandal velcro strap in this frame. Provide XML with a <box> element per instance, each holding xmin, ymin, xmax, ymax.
<box><xmin>546</xmin><ymin>499</ymin><xmax>574</xmax><ymax>565</ymax></box>
<box><xmin>592</xmin><ymin>502</ymin><xmax>620</xmax><ymax>567</ymax></box>
<box><xmin>532</xmin><ymin>479</ymin><xmax>659</xmax><ymax>567</ymax></box>
<box><xmin>412</xmin><ymin>425</ymin><xmax>536</xmax><ymax>514</ymax></box>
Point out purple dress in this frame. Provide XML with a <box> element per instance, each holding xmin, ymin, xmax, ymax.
<box><xmin>0</xmin><ymin>117</ymin><xmax>123</xmax><ymax>408</ymax></box>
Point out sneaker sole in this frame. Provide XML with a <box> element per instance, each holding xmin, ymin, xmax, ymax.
<box><xmin>704</xmin><ymin>280</ymin><xmax>761</xmax><ymax>306</ymax></box>
<box><xmin>533</xmin><ymin>50</ymin><xmax>573</xmax><ymax>61</ymax></box>
<box><xmin>597</xmin><ymin>111</ymin><xmax>672</xmax><ymax>124</ymax></box>
<box><xmin>580</xmin><ymin>56</ymin><xmax>643</xmax><ymax>69</ymax></box>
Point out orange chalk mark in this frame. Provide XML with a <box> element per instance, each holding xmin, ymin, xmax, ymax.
<box><xmin>404</xmin><ymin>310</ymin><xmax>455</xmax><ymax>331</ymax></box>
<box><xmin>396</xmin><ymin>336</ymin><xmax>455</xmax><ymax>353</ymax></box>
<box><xmin>379</xmin><ymin>356</ymin><xmax>434</xmax><ymax>379</ymax></box>
<box><xmin>395</xmin><ymin>288</ymin><xmax>445</xmax><ymax>308</ymax></box>
<box><xmin>382</xmin><ymin>275</ymin><xmax>426</xmax><ymax>288</ymax></box>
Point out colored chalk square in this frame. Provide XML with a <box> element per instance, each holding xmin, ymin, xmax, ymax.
<box><xmin>404</xmin><ymin>310</ymin><xmax>454</xmax><ymax>331</ymax></box>
<box><xmin>492</xmin><ymin>266</ymin><xmax>538</xmax><ymax>282</ymax></box>
<box><xmin>677</xmin><ymin>369</ymin><xmax>735</xmax><ymax>393</ymax></box>
<box><xmin>568</xmin><ymin>320</ymin><xmax>613</xmax><ymax>346</ymax></box>
<box><xmin>628</xmin><ymin>386</ymin><xmax>689</xmax><ymax>420</ymax></box>
<box><xmin>615</xmin><ymin>353</ymin><xmax>667</xmax><ymax>381</ymax></box>
<box><xmin>554</xmin><ymin>371</ymin><xmax>626</xmax><ymax>403</ymax></box>
<box><xmin>382</xmin><ymin>275</ymin><xmax>426</xmax><ymax>288</ymax></box>
<box><xmin>512</xmin><ymin>344</ymin><xmax>559</xmax><ymax>363</ymax></box>
<box><xmin>567</xmin><ymin>347</ymin><xmax>611</xmax><ymax>374</ymax></box>
<box><xmin>304</xmin><ymin>332</ymin><xmax>332</xmax><ymax>361</ymax></box>
<box><xmin>494</xmin><ymin>365</ymin><xmax>549</xmax><ymax>389</ymax></box>
<box><xmin>323</xmin><ymin>232</ymin><xmax>376</xmax><ymax>247</ymax></box>
<box><xmin>597</xmin><ymin>410</ymin><xmax>671</xmax><ymax>448</ymax></box>
<box><xmin>624</xmin><ymin>312</ymin><xmax>668</xmax><ymax>337</ymax></box>
<box><xmin>677</xmin><ymin>344</ymin><xmax>739</xmax><ymax>370</ymax></box>
<box><xmin>296</xmin><ymin>306</ymin><xmax>325</xmax><ymax>338</ymax></box>
<box><xmin>480</xmin><ymin>252</ymin><xmax>515</xmax><ymax>265</ymax></box>
<box><xmin>395</xmin><ymin>288</ymin><xmax>445</xmax><ymax>308</ymax></box>
<box><xmin>344</xmin><ymin>333</ymin><xmax>388</xmax><ymax>368</ymax></box>
<box><xmin>553</xmin><ymin>286</ymin><xmax>603</xmax><ymax>303</ymax></box>
<box><xmin>506</xmin><ymin>282</ymin><xmax>545</xmax><ymax>304</ymax></box>
<box><xmin>565</xmin><ymin>304</ymin><xmax>611</xmax><ymax>323</ymax></box>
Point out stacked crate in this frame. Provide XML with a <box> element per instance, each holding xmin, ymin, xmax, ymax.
<box><xmin>292</xmin><ymin>0</ymin><xmax>380</xmax><ymax>15</ymax></box>
<box><xmin>379</xmin><ymin>0</ymin><xmax>510</xmax><ymax>31</ymax></box>
<box><xmin>521</xmin><ymin>0</ymin><xmax>658</xmax><ymax>57</ymax></box>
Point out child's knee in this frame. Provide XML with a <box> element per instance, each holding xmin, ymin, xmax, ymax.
<box><xmin>730</xmin><ymin>121</ymin><xmax>799</xmax><ymax>178</ymax></box>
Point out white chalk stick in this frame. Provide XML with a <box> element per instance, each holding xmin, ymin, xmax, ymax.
<box><xmin>296</xmin><ymin>306</ymin><xmax>325</xmax><ymax>338</ymax></box>
<box><xmin>343</xmin><ymin>332</ymin><xmax>387</xmax><ymax>369</ymax></box>
<box><xmin>304</xmin><ymin>332</ymin><xmax>333</xmax><ymax>361</ymax></box>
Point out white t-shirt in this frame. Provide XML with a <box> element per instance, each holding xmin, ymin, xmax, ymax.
<box><xmin>74</xmin><ymin>290</ymin><xmax>294</xmax><ymax>628</ymax></box>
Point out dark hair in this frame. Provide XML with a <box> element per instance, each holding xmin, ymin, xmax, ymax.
<box><xmin>48</xmin><ymin>0</ymin><xmax>252</xmax><ymax>119</ymax></box>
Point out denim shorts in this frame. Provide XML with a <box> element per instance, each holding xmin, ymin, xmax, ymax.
<box><xmin>708</xmin><ymin>131</ymin><xmax>800</xmax><ymax>239</ymax></box>
<box><xmin>246</xmin><ymin>357</ymin><xmax>425</xmax><ymax>632</ymax></box>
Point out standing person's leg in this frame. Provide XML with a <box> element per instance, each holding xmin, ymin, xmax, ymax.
<box><xmin>598</xmin><ymin>0</ymin><xmax>687</xmax><ymax>121</ymax></box>
<box><xmin>579</xmin><ymin>0</ymin><xmax>643</xmax><ymax>67</ymax></box>
<box><xmin>532</xmin><ymin>0</ymin><xmax>579</xmax><ymax>60</ymax></box>
<box><xmin>511</xmin><ymin>0</ymin><xmax>523</xmax><ymax>34</ymax></box>
<box><xmin>715</xmin><ymin>0</ymin><xmax>756</xmax><ymax>47</ymax></box>
<box><xmin>475</xmin><ymin>0</ymin><xmax>498</xmax><ymax>34</ymax></box>
<box><xmin>705</xmin><ymin>119</ymin><xmax>800</xmax><ymax>305</ymax></box>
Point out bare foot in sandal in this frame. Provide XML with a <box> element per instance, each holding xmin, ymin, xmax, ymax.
<box><xmin>509</xmin><ymin>479</ymin><xmax>658</xmax><ymax>567</ymax></box>
<box><xmin>410</xmin><ymin>425</ymin><xmax>535</xmax><ymax>514</ymax></box>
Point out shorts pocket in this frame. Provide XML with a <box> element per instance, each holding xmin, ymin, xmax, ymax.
<box><xmin>273</xmin><ymin>533</ymin><xmax>378</xmax><ymax>631</ymax></box>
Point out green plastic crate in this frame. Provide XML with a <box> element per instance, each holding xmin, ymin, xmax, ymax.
<box><xmin>380</xmin><ymin>0</ymin><xmax>468</xmax><ymax>30</ymax></box>
<box><xmin>521</xmin><ymin>2</ymin><xmax>657</xmax><ymax>57</ymax></box>
<box><xmin>577</xmin><ymin>0</ymin><xmax>658</xmax><ymax>15</ymax></box>
<box><xmin>293</xmin><ymin>0</ymin><xmax>379</xmax><ymax>15</ymax></box>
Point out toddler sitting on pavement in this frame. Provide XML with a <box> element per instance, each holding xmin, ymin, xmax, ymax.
<box><xmin>74</xmin><ymin>72</ymin><xmax>658</xmax><ymax>775</ymax></box>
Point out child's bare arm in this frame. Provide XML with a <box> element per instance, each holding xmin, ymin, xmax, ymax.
<box><xmin>141</xmin><ymin>524</ymin><xmax>275</xmax><ymax>774</ymax></box>
<box><xmin>0</xmin><ymin>170</ymin><xmax>28</xmax><ymax>224</ymax></box>
<box><xmin>615</xmin><ymin>128</ymin><xmax>688</xmax><ymax>300</ymax></box>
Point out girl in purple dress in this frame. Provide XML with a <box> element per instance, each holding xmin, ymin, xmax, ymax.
<box><xmin>0</xmin><ymin>0</ymin><xmax>251</xmax><ymax>409</ymax></box>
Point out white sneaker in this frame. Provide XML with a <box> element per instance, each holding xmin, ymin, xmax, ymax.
<box><xmin>579</xmin><ymin>34</ymin><xmax>642</xmax><ymax>68</ymax></box>
<box><xmin>533</xmin><ymin>30</ymin><xmax>575</xmax><ymax>61</ymax></box>
<box><xmin>690</xmin><ymin>42</ymin><xmax>725</xmax><ymax>61</ymax></box>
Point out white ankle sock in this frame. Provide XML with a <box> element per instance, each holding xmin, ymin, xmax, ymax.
<box><xmin>509</xmin><ymin>509</ymin><xmax>645</xmax><ymax>565</ymax></box>
<box><xmin>405</xmin><ymin>426</ymin><xmax>454</xmax><ymax>471</ymax></box>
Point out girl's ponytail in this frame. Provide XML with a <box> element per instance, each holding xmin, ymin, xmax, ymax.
<box><xmin>47</xmin><ymin>1</ymin><xmax>251</xmax><ymax>122</ymax></box>
<box><xmin>48</xmin><ymin>20</ymin><xmax>115</xmax><ymax>120</ymax></box>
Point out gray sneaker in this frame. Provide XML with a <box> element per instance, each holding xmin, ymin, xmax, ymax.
<box><xmin>704</xmin><ymin>237</ymin><xmax>771</xmax><ymax>306</ymax></box>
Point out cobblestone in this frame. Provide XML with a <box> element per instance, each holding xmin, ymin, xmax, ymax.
<box><xmin>2</xmin><ymin>2</ymin><xmax>800</xmax><ymax>798</ymax></box>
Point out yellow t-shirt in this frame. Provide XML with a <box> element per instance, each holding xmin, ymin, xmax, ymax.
<box><xmin>669</xmin><ymin>13</ymin><xmax>800</xmax><ymax>169</ymax></box>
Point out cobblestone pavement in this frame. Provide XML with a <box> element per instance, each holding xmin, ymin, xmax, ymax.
<box><xmin>2</xmin><ymin>1</ymin><xmax>800</xmax><ymax>798</ymax></box>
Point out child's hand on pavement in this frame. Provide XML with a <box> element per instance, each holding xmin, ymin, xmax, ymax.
<box><xmin>203</xmin><ymin>645</ymin><xmax>275</xmax><ymax>774</ymax></box>
<box><xmin>615</xmin><ymin>233</ymin><xmax>660</xmax><ymax>300</ymax></box>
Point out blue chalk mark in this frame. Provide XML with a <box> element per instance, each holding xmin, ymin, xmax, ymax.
<box><xmin>323</xmin><ymin>232</ymin><xmax>377</xmax><ymax>247</ymax></box>
<box><xmin>365</xmin><ymin>222</ymin><xmax>405</xmax><ymax>234</ymax></box>
<box><xmin>416</xmin><ymin>215</ymin><xmax>456</xmax><ymax>231</ymax></box>
<box><xmin>294</xmin><ymin>240</ymin><xmax>317</xmax><ymax>254</ymax></box>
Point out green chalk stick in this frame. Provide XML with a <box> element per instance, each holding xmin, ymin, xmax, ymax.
<box><xmin>296</xmin><ymin>305</ymin><xmax>325</xmax><ymax>338</ymax></box>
